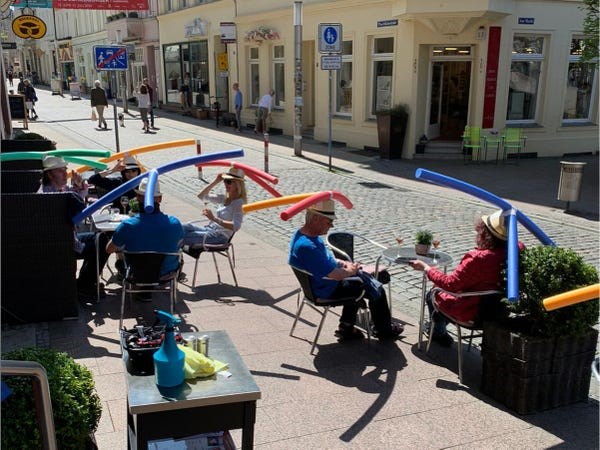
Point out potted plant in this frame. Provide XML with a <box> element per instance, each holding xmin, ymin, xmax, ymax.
<box><xmin>482</xmin><ymin>246</ymin><xmax>599</xmax><ymax>414</ymax></box>
<box><xmin>415</xmin><ymin>229</ymin><xmax>433</xmax><ymax>256</ymax></box>
<box><xmin>128</xmin><ymin>11</ymin><xmax>139</xmax><ymax>18</ymax></box>
<box><xmin>376</xmin><ymin>103</ymin><xmax>409</xmax><ymax>159</ymax></box>
<box><xmin>1</xmin><ymin>347</ymin><xmax>102</xmax><ymax>449</ymax></box>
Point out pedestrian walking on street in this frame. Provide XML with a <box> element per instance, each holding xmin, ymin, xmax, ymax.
<box><xmin>233</xmin><ymin>82</ymin><xmax>243</xmax><ymax>132</ymax></box>
<box><xmin>136</xmin><ymin>83</ymin><xmax>151</xmax><ymax>133</ymax></box>
<box><xmin>143</xmin><ymin>77</ymin><xmax>157</xmax><ymax>129</ymax></box>
<box><xmin>7</xmin><ymin>69</ymin><xmax>13</xmax><ymax>86</ymax></box>
<box><xmin>23</xmin><ymin>79</ymin><xmax>38</xmax><ymax>120</ymax></box>
<box><xmin>90</xmin><ymin>80</ymin><xmax>108</xmax><ymax>129</ymax></box>
<box><xmin>255</xmin><ymin>89</ymin><xmax>274</xmax><ymax>134</ymax></box>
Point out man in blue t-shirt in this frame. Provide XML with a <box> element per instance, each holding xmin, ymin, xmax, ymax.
<box><xmin>289</xmin><ymin>200</ymin><xmax>403</xmax><ymax>340</ymax></box>
<box><xmin>106</xmin><ymin>178</ymin><xmax>183</xmax><ymax>299</ymax></box>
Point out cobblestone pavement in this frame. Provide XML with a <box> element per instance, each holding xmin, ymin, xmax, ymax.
<box><xmin>23</xmin><ymin>85</ymin><xmax>600</xmax><ymax>320</ymax></box>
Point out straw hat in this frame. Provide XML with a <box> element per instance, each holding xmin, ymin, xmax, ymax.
<box><xmin>123</xmin><ymin>155</ymin><xmax>140</xmax><ymax>171</ymax></box>
<box><xmin>481</xmin><ymin>210</ymin><xmax>508</xmax><ymax>241</ymax></box>
<box><xmin>222</xmin><ymin>167</ymin><xmax>245</xmax><ymax>181</ymax></box>
<box><xmin>309</xmin><ymin>200</ymin><xmax>336</xmax><ymax>220</ymax></box>
<box><xmin>135</xmin><ymin>178</ymin><xmax>162</xmax><ymax>197</ymax></box>
<box><xmin>42</xmin><ymin>155</ymin><xmax>67</xmax><ymax>171</ymax></box>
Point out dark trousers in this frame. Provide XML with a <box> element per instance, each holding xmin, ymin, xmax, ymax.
<box><xmin>426</xmin><ymin>290</ymin><xmax>448</xmax><ymax>336</ymax></box>
<box><xmin>330</xmin><ymin>277</ymin><xmax>392</xmax><ymax>334</ymax></box>
<box><xmin>76</xmin><ymin>232</ymin><xmax>110</xmax><ymax>291</ymax></box>
<box><xmin>149</xmin><ymin>106</ymin><xmax>154</xmax><ymax>127</ymax></box>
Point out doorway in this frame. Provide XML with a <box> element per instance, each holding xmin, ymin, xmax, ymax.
<box><xmin>427</xmin><ymin>60</ymin><xmax>471</xmax><ymax>140</ymax></box>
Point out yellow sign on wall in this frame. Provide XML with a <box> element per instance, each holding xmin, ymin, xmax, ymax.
<box><xmin>217</xmin><ymin>53</ymin><xmax>228</xmax><ymax>71</ymax></box>
<box><xmin>12</xmin><ymin>15</ymin><xmax>47</xmax><ymax>40</ymax></box>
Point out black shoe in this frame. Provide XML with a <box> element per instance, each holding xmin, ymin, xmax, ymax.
<box><xmin>335</xmin><ymin>325</ymin><xmax>364</xmax><ymax>340</ymax></box>
<box><xmin>374</xmin><ymin>322</ymin><xmax>404</xmax><ymax>340</ymax></box>
<box><xmin>78</xmin><ymin>289</ymin><xmax>98</xmax><ymax>307</ymax></box>
<box><xmin>432</xmin><ymin>332</ymin><xmax>453</xmax><ymax>347</ymax></box>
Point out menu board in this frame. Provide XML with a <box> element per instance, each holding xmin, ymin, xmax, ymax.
<box><xmin>9</xmin><ymin>95</ymin><xmax>26</xmax><ymax>120</ymax></box>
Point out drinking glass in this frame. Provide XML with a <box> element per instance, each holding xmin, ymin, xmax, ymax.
<box><xmin>120</xmin><ymin>196</ymin><xmax>130</xmax><ymax>214</ymax></box>
<box><xmin>395</xmin><ymin>236</ymin><xmax>404</xmax><ymax>258</ymax></box>
<box><xmin>432</xmin><ymin>238</ymin><xmax>441</xmax><ymax>264</ymax></box>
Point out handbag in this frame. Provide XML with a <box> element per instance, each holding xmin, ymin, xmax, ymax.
<box><xmin>91</xmin><ymin>109</ymin><xmax>97</xmax><ymax>121</ymax></box>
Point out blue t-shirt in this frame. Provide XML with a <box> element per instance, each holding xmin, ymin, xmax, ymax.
<box><xmin>234</xmin><ymin>90</ymin><xmax>242</xmax><ymax>109</ymax></box>
<box><xmin>288</xmin><ymin>230</ymin><xmax>338</xmax><ymax>298</ymax></box>
<box><xmin>111</xmin><ymin>211</ymin><xmax>183</xmax><ymax>275</ymax></box>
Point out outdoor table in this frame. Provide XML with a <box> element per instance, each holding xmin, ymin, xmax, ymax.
<box><xmin>91</xmin><ymin>212</ymin><xmax>128</xmax><ymax>301</ymax></box>
<box><xmin>124</xmin><ymin>330</ymin><xmax>261</xmax><ymax>449</ymax></box>
<box><xmin>377</xmin><ymin>247</ymin><xmax>453</xmax><ymax>349</ymax></box>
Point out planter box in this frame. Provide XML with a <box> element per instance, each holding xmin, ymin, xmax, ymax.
<box><xmin>481</xmin><ymin>321</ymin><xmax>597</xmax><ymax>414</ymax></box>
<box><xmin>376</xmin><ymin>114</ymin><xmax>407</xmax><ymax>159</ymax></box>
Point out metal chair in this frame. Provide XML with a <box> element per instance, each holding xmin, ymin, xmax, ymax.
<box><xmin>181</xmin><ymin>233</ymin><xmax>237</xmax><ymax>288</ymax></box>
<box><xmin>461</xmin><ymin>125</ymin><xmax>484</xmax><ymax>163</ymax></box>
<box><xmin>425</xmin><ymin>287</ymin><xmax>503</xmax><ymax>383</ymax></box>
<box><xmin>325</xmin><ymin>230</ymin><xmax>392</xmax><ymax>311</ymax></box>
<box><xmin>501</xmin><ymin>127</ymin><xmax>527</xmax><ymax>165</ymax></box>
<box><xmin>289</xmin><ymin>265</ymin><xmax>371</xmax><ymax>355</ymax></box>
<box><xmin>119</xmin><ymin>251</ymin><xmax>181</xmax><ymax>330</ymax></box>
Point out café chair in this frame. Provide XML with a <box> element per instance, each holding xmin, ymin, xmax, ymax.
<box><xmin>461</xmin><ymin>125</ymin><xmax>484</xmax><ymax>164</ymax></box>
<box><xmin>119</xmin><ymin>250</ymin><xmax>182</xmax><ymax>330</ymax></box>
<box><xmin>425</xmin><ymin>287</ymin><xmax>503</xmax><ymax>383</ymax></box>
<box><xmin>289</xmin><ymin>265</ymin><xmax>371</xmax><ymax>355</ymax></box>
<box><xmin>326</xmin><ymin>230</ymin><xmax>392</xmax><ymax>309</ymax></box>
<box><xmin>501</xmin><ymin>127</ymin><xmax>527</xmax><ymax>165</ymax></box>
<box><xmin>181</xmin><ymin>233</ymin><xmax>237</xmax><ymax>288</ymax></box>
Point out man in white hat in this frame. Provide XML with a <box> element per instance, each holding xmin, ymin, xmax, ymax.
<box><xmin>106</xmin><ymin>178</ymin><xmax>183</xmax><ymax>299</ymax></box>
<box><xmin>289</xmin><ymin>200</ymin><xmax>404</xmax><ymax>340</ymax></box>
<box><xmin>409</xmin><ymin>210</ymin><xmax>522</xmax><ymax>347</ymax></box>
<box><xmin>88</xmin><ymin>155</ymin><xmax>141</xmax><ymax>214</ymax></box>
<box><xmin>38</xmin><ymin>155</ymin><xmax>88</xmax><ymax>198</ymax></box>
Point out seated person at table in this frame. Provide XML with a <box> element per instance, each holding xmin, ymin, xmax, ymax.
<box><xmin>409</xmin><ymin>210</ymin><xmax>521</xmax><ymax>347</ymax></box>
<box><xmin>288</xmin><ymin>200</ymin><xmax>404</xmax><ymax>340</ymax></box>
<box><xmin>88</xmin><ymin>155</ymin><xmax>141</xmax><ymax>213</ymax></box>
<box><xmin>37</xmin><ymin>155</ymin><xmax>109</xmax><ymax>304</ymax></box>
<box><xmin>182</xmin><ymin>167</ymin><xmax>246</xmax><ymax>247</ymax></box>
<box><xmin>106</xmin><ymin>178</ymin><xmax>183</xmax><ymax>301</ymax></box>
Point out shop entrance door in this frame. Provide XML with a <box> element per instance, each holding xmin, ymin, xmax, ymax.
<box><xmin>426</xmin><ymin>59</ymin><xmax>471</xmax><ymax>140</ymax></box>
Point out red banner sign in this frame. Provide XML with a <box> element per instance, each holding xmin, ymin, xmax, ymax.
<box><xmin>482</xmin><ymin>26</ymin><xmax>502</xmax><ymax>129</ymax></box>
<box><xmin>53</xmin><ymin>0</ymin><xmax>148</xmax><ymax>10</ymax></box>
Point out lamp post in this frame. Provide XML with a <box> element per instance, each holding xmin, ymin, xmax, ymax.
<box><xmin>51</xmin><ymin>7</ymin><xmax>62</xmax><ymax>95</ymax></box>
<box><xmin>293</xmin><ymin>1</ymin><xmax>303</xmax><ymax>157</ymax></box>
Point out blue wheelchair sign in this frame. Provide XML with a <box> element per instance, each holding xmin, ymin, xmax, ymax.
<box><xmin>94</xmin><ymin>46</ymin><xmax>128</xmax><ymax>71</ymax></box>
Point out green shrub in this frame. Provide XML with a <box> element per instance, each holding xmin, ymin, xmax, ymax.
<box><xmin>13</xmin><ymin>132</ymin><xmax>49</xmax><ymax>140</ymax></box>
<box><xmin>508</xmin><ymin>246</ymin><xmax>599</xmax><ymax>337</ymax></box>
<box><xmin>415</xmin><ymin>229</ymin><xmax>433</xmax><ymax>245</ymax></box>
<box><xmin>1</xmin><ymin>347</ymin><xmax>102</xmax><ymax>450</ymax></box>
<box><xmin>376</xmin><ymin>102</ymin><xmax>409</xmax><ymax>119</ymax></box>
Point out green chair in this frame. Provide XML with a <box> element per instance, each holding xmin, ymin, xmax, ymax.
<box><xmin>502</xmin><ymin>128</ymin><xmax>527</xmax><ymax>165</ymax></box>
<box><xmin>461</xmin><ymin>126</ymin><xmax>484</xmax><ymax>163</ymax></box>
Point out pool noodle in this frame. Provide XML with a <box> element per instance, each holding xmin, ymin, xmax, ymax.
<box><xmin>198</xmin><ymin>160</ymin><xmax>279</xmax><ymax>184</ymax></box>
<box><xmin>63</xmin><ymin>157</ymin><xmax>108</xmax><ymax>170</ymax></box>
<box><xmin>72</xmin><ymin>149</ymin><xmax>244</xmax><ymax>223</ymax></box>
<box><xmin>543</xmin><ymin>284</ymin><xmax>600</xmax><ymax>311</ymax></box>
<box><xmin>245</xmin><ymin>171</ymin><xmax>282</xmax><ymax>197</ymax></box>
<box><xmin>280</xmin><ymin>191</ymin><xmax>353</xmax><ymax>221</ymax></box>
<box><xmin>243</xmin><ymin>193</ymin><xmax>316</xmax><ymax>213</ymax></box>
<box><xmin>0</xmin><ymin>149</ymin><xmax>110</xmax><ymax>161</ymax></box>
<box><xmin>144</xmin><ymin>170</ymin><xmax>159</xmax><ymax>213</ymax></box>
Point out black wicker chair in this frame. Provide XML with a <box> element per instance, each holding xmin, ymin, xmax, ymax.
<box><xmin>1</xmin><ymin>170</ymin><xmax>42</xmax><ymax>193</ymax></box>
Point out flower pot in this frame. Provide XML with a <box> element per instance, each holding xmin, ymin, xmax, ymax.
<box><xmin>415</xmin><ymin>244</ymin><xmax>430</xmax><ymax>256</ymax></box>
<box><xmin>376</xmin><ymin>113</ymin><xmax>407</xmax><ymax>159</ymax></box>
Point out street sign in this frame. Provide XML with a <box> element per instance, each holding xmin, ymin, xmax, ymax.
<box><xmin>320</xmin><ymin>55</ymin><xmax>342</xmax><ymax>71</ymax></box>
<box><xmin>318</xmin><ymin>23</ymin><xmax>342</xmax><ymax>53</ymax></box>
<box><xmin>94</xmin><ymin>45</ymin><xmax>128</xmax><ymax>71</ymax></box>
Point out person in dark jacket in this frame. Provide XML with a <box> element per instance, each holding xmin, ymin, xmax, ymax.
<box><xmin>90</xmin><ymin>80</ymin><xmax>109</xmax><ymax>129</ymax></box>
<box><xmin>23</xmin><ymin>79</ymin><xmax>38</xmax><ymax>119</ymax></box>
<box><xmin>88</xmin><ymin>155</ymin><xmax>141</xmax><ymax>214</ymax></box>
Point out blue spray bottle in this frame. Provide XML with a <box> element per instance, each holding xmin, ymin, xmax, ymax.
<box><xmin>153</xmin><ymin>310</ymin><xmax>185</xmax><ymax>388</ymax></box>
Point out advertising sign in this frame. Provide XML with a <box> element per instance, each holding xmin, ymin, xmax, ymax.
<box><xmin>482</xmin><ymin>27</ymin><xmax>502</xmax><ymax>129</ymax></box>
<box><xmin>53</xmin><ymin>0</ymin><xmax>148</xmax><ymax>10</ymax></box>
<box><xmin>12</xmin><ymin>15</ymin><xmax>47</xmax><ymax>40</ymax></box>
<box><xmin>220</xmin><ymin>22</ymin><xmax>236</xmax><ymax>44</ymax></box>
<box><xmin>11</xmin><ymin>0</ymin><xmax>52</xmax><ymax>8</ymax></box>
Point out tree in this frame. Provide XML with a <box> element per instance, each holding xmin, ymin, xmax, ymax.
<box><xmin>581</xmin><ymin>0</ymin><xmax>599</xmax><ymax>62</ymax></box>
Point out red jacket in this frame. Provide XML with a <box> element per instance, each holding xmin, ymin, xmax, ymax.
<box><xmin>427</xmin><ymin>247</ymin><xmax>507</xmax><ymax>324</ymax></box>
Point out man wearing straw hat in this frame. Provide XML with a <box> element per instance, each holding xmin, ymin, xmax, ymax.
<box><xmin>88</xmin><ymin>155</ymin><xmax>141</xmax><ymax>214</ymax></box>
<box><xmin>289</xmin><ymin>200</ymin><xmax>404</xmax><ymax>340</ymax></box>
<box><xmin>106</xmin><ymin>178</ymin><xmax>183</xmax><ymax>300</ymax></box>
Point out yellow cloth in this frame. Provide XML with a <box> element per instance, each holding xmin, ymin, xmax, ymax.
<box><xmin>177</xmin><ymin>344</ymin><xmax>228</xmax><ymax>379</ymax></box>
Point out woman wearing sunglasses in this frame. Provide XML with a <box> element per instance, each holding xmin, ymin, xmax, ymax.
<box><xmin>182</xmin><ymin>167</ymin><xmax>247</xmax><ymax>247</ymax></box>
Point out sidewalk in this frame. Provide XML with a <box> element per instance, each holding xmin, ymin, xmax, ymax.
<box><xmin>3</xmin><ymin>85</ymin><xmax>599</xmax><ymax>448</ymax></box>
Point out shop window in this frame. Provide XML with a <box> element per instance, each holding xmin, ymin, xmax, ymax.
<box><xmin>563</xmin><ymin>38</ymin><xmax>597</xmax><ymax>122</ymax></box>
<box><xmin>249</xmin><ymin>47</ymin><xmax>260</xmax><ymax>105</ymax></box>
<box><xmin>273</xmin><ymin>45</ymin><xmax>285</xmax><ymax>108</ymax></box>
<box><xmin>335</xmin><ymin>41</ymin><xmax>353</xmax><ymax>116</ymax></box>
<box><xmin>506</xmin><ymin>34</ymin><xmax>545</xmax><ymax>123</ymax></box>
<box><xmin>163</xmin><ymin>41</ymin><xmax>209</xmax><ymax>106</ymax></box>
<box><xmin>370</xmin><ymin>37</ymin><xmax>394</xmax><ymax>116</ymax></box>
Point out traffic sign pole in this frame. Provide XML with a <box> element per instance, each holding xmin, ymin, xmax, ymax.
<box><xmin>328</xmin><ymin>69</ymin><xmax>333</xmax><ymax>172</ymax></box>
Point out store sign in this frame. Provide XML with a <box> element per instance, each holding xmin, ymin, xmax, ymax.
<box><xmin>53</xmin><ymin>0</ymin><xmax>148</xmax><ymax>10</ymax></box>
<box><xmin>377</xmin><ymin>19</ymin><xmax>398</xmax><ymax>28</ymax></box>
<box><xmin>2</xmin><ymin>42</ymin><xmax>17</xmax><ymax>49</ymax></box>
<box><xmin>220</xmin><ymin>22</ymin><xmax>236</xmax><ymax>44</ymax></box>
<box><xmin>11</xmin><ymin>0</ymin><xmax>52</xmax><ymax>8</ymax></box>
<box><xmin>12</xmin><ymin>15</ymin><xmax>47</xmax><ymax>40</ymax></box>
<box><xmin>185</xmin><ymin>18</ymin><xmax>208</xmax><ymax>38</ymax></box>
<box><xmin>482</xmin><ymin>26</ymin><xmax>502</xmax><ymax>129</ymax></box>
<box><xmin>518</xmin><ymin>17</ymin><xmax>535</xmax><ymax>25</ymax></box>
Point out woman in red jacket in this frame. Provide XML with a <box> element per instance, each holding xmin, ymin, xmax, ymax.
<box><xmin>409</xmin><ymin>210</ymin><xmax>516</xmax><ymax>347</ymax></box>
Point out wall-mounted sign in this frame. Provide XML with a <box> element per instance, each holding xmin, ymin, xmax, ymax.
<box><xmin>320</xmin><ymin>54</ymin><xmax>342</xmax><ymax>70</ymax></box>
<box><xmin>518</xmin><ymin>17</ymin><xmax>535</xmax><ymax>25</ymax></box>
<box><xmin>377</xmin><ymin>19</ymin><xmax>398</xmax><ymax>28</ymax></box>
<box><xmin>12</xmin><ymin>15</ymin><xmax>47</xmax><ymax>40</ymax></box>
<box><xmin>220</xmin><ymin>22</ymin><xmax>236</xmax><ymax>44</ymax></box>
<box><xmin>217</xmin><ymin>53</ymin><xmax>228</xmax><ymax>71</ymax></box>
<box><xmin>185</xmin><ymin>18</ymin><xmax>208</xmax><ymax>38</ymax></box>
<box><xmin>53</xmin><ymin>0</ymin><xmax>148</xmax><ymax>10</ymax></box>
<box><xmin>482</xmin><ymin>27</ymin><xmax>502</xmax><ymax>129</ymax></box>
<box><xmin>12</xmin><ymin>0</ymin><xmax>52</xmax><ymax>8</ymax></box>
<box><xmin>2</xmin><ymin>42</ymin><xmax>17</xmax><ymax>49</ymax></box>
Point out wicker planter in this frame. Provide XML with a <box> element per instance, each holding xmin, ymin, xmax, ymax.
<box><xmin>415</xmin><ymin>244</ymin><xmax>430</xmax><ymax>256</ymax></box>
<box><xmin>481</xmin><ymin>321</ymin><xmax>598</xmax><ymax>414</ymax></box>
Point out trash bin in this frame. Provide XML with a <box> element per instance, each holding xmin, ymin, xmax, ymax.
<box><xmin>557</xmin><ymin>161</ymin><xmax>586</xmax><ymax>203</ymax></box>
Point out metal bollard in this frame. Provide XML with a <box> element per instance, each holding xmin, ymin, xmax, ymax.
<box><xmin>196</xmin><ymin>139</ymin><xmax>202</xmax><ymax>179</ymax></box>
<box><xmin>263</xmin><ymin>132</ymin><xmax>269</xmax><ymax>173</ymax></box>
